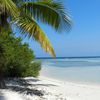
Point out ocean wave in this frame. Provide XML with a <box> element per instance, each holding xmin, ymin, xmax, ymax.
<box><xmin>47</xmin><ymin>58</ymin><xmax>100</xmax><ymax>63</ymax></box>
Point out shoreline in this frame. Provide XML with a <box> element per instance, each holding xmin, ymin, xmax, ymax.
<box><xmin>0</xmin><ymin>76</ymin><xmax>100</xmax><ymax>100</ymax></box>
<box><xmin>39</xmin><ymin>75</ymin><xmax>100</xmax><ymax>87</ymax></box>
<box><xmin>38</xmin><ymin>76</ymin><xmax>100</xmax><ymax>99</ymax></box>
<box><xmin>40</xmin><ymin>66</ymin><xmax>100</xmax><ymax>87</ymax></box>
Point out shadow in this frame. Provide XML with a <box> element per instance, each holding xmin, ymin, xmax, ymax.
<box><xmin>8</xmin><ymin>86</ymin><xmax>44</xmax><ymax>96</ymax></box>
<box><xmin>25</xmin><ymin>78</ymin><xmax>40</xmax><ymax>82</ymax></box>
<box><xmin>6</xmin><ymin>78</ymin><xmax>57</xmax><ymax>97</ymax></box>
<box><xmin>12</xmin><ymin>78</ymin><xmax>57</xmax><ymax>87</ymax></box>
<box><xmin>6</xmin><ymin>78</ymin><xmax>44</xmax><ymax>96</ymax></box>
<box><xmin>0</xmin><ymin>92</ymin><xmax>6</xmax><ymax>100</ymax></box>
<box><xmin>30</xmin><ymin>84</ymin><xmax>57</xmax><ymax>87</ymax></box>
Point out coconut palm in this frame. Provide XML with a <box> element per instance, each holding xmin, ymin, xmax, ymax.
<box><xmin>0</xmin><ymin>0</ymin><xmax>71</xmax><ymax>57</ymax></box>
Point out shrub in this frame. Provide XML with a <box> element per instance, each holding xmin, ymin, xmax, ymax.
<box><xmin>0</xmin><ymin>32</ymin><xmax>41</xmax><ymax>78</ymax></box>
<box><xmin>22</xmin><ymin>61</ymin><xmax>41</xmax><ymax>77</ymax></box>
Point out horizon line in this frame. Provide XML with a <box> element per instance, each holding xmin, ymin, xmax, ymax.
<box><xmin>36</xmin><ymin>56</ymin><xmax>100</xmax><ymax>59</ymax></box>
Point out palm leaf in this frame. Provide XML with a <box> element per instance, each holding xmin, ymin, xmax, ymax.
<box><xmin>0</xmin><ymin>0</ymin><xmax>19</xmax><ymax>17</ymax></box>
<box><xmin>20</xmin><ymin>0</ymin><xmax>72</xmax><ymax>31</ymax></box>
<box><xmin>12</xmin><ymin>15</ymin><xmax>56</xmax><ymax>57</ymax></box>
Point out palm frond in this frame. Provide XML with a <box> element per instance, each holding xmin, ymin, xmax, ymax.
<box><xmin>0</xmin><ymin>0</ymin><xmax>19</xmax><ymax>17</ymax></box>
<box><xmin>12</xmin><ymin>15</ymin><xmax>56</xmax><ymax>57</ymax></box>
<box><xmin>20</xmin><ymin>0</ymin><xmax>72</xmax><ymax>32</ymax></box>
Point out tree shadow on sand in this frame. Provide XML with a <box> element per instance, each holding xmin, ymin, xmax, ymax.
<box><xmin>6</xmin><ymin>78</ymin><xmax>57</xmax><ymax>97</ymax></box>
<box><xmin>0</xmin><ymin>92</ymin><xmax>6</xmax><ymax>100</ymax></box>
<box><xmin>8</xmin><ymin>85</ymin><xmax>44</xmax><ymax>96</ymax></box>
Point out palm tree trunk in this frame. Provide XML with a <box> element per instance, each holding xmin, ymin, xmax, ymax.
<box><xmin>0</xmin><ymin>79</ymin><xmax>6</xmax><ymax>89</ymax></box>
<box><xmin>0</xmin><ymin>46</ymin><xmax>6</xmax><ymax>89</ymax></box>
<box><xmin>0</xmin><ymin>64</ymin><xmax>6</xmax><ymax>89</ymax></box>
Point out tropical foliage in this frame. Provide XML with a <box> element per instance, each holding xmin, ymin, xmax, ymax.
<box><xmin>0</xmin><ymin>32</ymin><xmax>41</xmax><ymax>78</ymax></box>
<box><xmin>0</xmin><ymin>0</ymin><xmax>71</xmax><ymax>57</ymax></box>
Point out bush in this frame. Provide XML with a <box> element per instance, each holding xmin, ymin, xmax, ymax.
<box><xmin>22</xmin><ymin>61</ymin><xmax>41</xmax><ymax>77</ymax></box>
<box><xmin>0</xmin><ymin>32</ymin><xmax>41</xmax><ymax>78</ymax></box>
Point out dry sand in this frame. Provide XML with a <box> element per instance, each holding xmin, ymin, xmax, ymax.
<box><xmin>0</xmin><ymin>76</ymin><xmax>100</xmax><ymax>100</ymax></box>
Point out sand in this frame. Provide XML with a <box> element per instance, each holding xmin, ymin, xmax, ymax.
<box><xmin>0</xmin><ymin>76</ymin><xmax>100</xmax><ymax>100</ymax></box>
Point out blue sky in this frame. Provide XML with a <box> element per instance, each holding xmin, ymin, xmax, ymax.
<box><xmin>19</xmin><ymin>0</ymin><xmax>100</xmax><ymax>57</ymax></box>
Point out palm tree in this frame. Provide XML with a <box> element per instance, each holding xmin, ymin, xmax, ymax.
<box><xmin>0</xmin><ymin>0</ymin><xmax>71</xmax><ymax>88</ymax></box>
<box><xmin>0</xmin><ymin>0</ymin><xmax>71</xmax><ymax>57</ymax></box>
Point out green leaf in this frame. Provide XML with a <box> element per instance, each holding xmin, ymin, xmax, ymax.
<box><xmin>20</xmin><ymin>0</ymin><xmax>72</xmax><ymax>31</ymax></box>
<box><xmin>0</xmin><ymin>0</ymin><xmax>19</xmax><ymax>17</ymax></box>
<box><xmin>13</xmin><ymin>15</ymin><xmax>56</xmax><ymax>57</ymax></box>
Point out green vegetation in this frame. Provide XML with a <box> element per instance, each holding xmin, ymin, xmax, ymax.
<box><xmin>0</xmin><ymin>0</ymin><xmax>71</xmax><ymax>88</ymax></box>
<box><xmin>0</xmin><ymin>32</ymin><xmax>41</xmax><ymax>79</ymax></box>
<box><xmin>23</xmin><ymin>62</ymin><xmax>41</xmax><ymax>77</ymax></box>
<box><xmin>0</xmin><ymin>0</ymin><xmax>71</xmax><ymax>57</ymax></box>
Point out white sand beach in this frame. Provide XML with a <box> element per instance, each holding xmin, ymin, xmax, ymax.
<box><xmin>0</xmin><ymin>76</ymin><xmax>100</xmax><ymax>100</ymax></box>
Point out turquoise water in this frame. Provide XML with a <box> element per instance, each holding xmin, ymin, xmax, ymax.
<box><xmin>39</xmin><ymin>58</ymin><xmax>100</xmax><ymax>85</ymax></box>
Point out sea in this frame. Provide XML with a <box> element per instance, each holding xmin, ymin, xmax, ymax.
<box><xmin>37</xmin><ymin>57</ymin><xmax>100</xmax><ymax>85</ymax></box>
